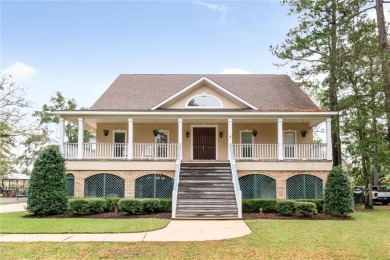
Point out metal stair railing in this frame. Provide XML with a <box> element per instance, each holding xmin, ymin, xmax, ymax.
<box><xmin>229</xmin><ymin>143</ymin><xmax>242</xmax><ymax>218</ymax></box>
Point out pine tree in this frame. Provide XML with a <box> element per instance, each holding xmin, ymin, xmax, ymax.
<box><xmin>324</xmin><ymin>166</ymin><xmax>354</xmax><ymax>216</ymax></box>
<box><xmin>27</xmin><ymin>145</ymin><xmax>68</xmax><ymax>216</ymax></box>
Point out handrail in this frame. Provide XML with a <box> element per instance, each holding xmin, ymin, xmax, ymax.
<box><xmin>229</xmin><ymin>143</ymin><xmax>242</xmax><ymax>218</ymax></box>
<box><xmin>171</xmin><ymin>143</ymin><xmax>182</xmax><ymax>218</ymax></box>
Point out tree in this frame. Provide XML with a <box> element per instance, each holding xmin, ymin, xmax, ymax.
<box><xmin>324</xmin><ymin>166</ymin><xmax>354</xmax><ymax>216</ymax></box>
<box><xmin>374</xmin><ymin>0</ymin><xmax>390</xmax><ymax>148</ymax></box>
<box><xmin>27</xmin><ymin>145</ymin><xmax>68</xmax><ymax>216</ymax></box>
<box><xmin>270</xmin><ymin>0</ymin><xmax>368</xmax><ymax>166</ymax></box>
<box><xmin>33</xmin><ymin>91</ymin><xmax>92</xmax><ymax>143</ymax></box>
<box><xmin>0</xmin><ymin>74</ymin><xmax>30</xmax><ymax>175</ymax></box>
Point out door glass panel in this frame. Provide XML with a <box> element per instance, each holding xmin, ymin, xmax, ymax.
<box><xmin>114</xmin><ymin>132</ymin><xmax>126</xmax><ymax>157</ymax></box>
<box><xmin>156</xmin><ymin>132</ymin><xmax>168</xmax><ymax>158</ymax></box>
<box><xmin>241</xmin><ymin>132</ymin><xmax>253</xmax><ymax>158</ymax></box>
<box><xmin>284</xmin><ymin>132</ymin><xmax>295</xmax><ymax>158</ymax></box>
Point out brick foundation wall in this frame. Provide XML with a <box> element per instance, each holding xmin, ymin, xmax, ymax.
<box><xmin>67</xmin><ymin>170</ymin><xmax>174</xmax><ymax>198</ymax></box>
<box><xmin>238</xmin><ymin>171</ymin><xmax>328</xmax><ymax>199</ymax></box>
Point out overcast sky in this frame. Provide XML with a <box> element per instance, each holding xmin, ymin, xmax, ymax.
<box><xmin>1</xmin><ymin>0</ymin><xmax>298</xmax><ymax>110</ymax></box>
<box><xmin>1</xmin><ymin>1</ymin><xmax>388</xmax><ymax>112</ymax></box>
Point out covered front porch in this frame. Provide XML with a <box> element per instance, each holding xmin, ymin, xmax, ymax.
<box><xmin>57</xmin><ymin>112</ymin><xmax>334</xmax><ymax>162</ymax></box>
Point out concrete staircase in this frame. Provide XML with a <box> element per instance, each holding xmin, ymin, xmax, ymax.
<box><xmin>175</xmin><ymin>162</ymin><xmax>239</xmax><ymax>219</ymax></box>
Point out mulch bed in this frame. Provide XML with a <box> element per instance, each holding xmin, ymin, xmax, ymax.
<box><xmin>24</xmin><ymin>212</ymin><xmax>352</xmax><ymax>220</ymax></box>
<box><xmin>243</xmin><ymin>212</ymin><xmax>353</xmax><ymax>220</ymax></box>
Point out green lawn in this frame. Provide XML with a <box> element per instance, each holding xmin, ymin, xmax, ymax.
<box><xmin>1</xmin><ymin>206</ymin><xmax>389</xmax><ymax>259</ymax></box>
<box><xmin>0</xmin><ymin>211</ymin><xmax>169</xmax><ymax>234</ymax></box>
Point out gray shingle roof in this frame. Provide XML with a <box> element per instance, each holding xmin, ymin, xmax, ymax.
<box><xmin>90</xmin><ymin>74</ymin><xmax>322</xmax><ymax>112</ymax></box>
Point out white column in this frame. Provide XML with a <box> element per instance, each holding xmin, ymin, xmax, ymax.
<box><xmin>278</xmin><ymin>118</ymin><xmax>283</xmax><ymax>161</ymax></box>
<box><xmin>326</xmin><ymin>118</ymin><xmax>332</xmax><ymax>160</ymax></box>
<box><xmin>77</xmin><ymin>118</ymin><xmax>84</xmax><ymax>159</ymax></box>
<box><xmin>228</xmin><ymin>118</ymin><xmax>233</xmax><ymax>144</ymax></box>
<box><xmin>59</xmin><ymin>117</ymin><xmax>65</xmax><ymax>154</ymax></box>
<box><xmin>128</xmin><ymin>118</ymin><xmax>133</xmax><ymax>160</ymax></box>
<box><xmin>228</xmin><ymin>118</ymin><xmax>233</xmax><ymax>159</ymax></box>
<box><xmin>178</xmin><ymin>118</ymin><xmax>183</xmax><ymax>159</ymax></box>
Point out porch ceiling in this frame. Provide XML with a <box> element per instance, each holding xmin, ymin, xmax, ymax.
<box><xmin>64</xmin><ymin>116</ymin><xmax>328</xmax><ymax>132</ymax></box>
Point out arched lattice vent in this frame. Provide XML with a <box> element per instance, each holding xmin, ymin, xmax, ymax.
<box><xmin>84</xmin><ymin>173</ymin><xmax>125</xmax><ymax>198</ymax></box>
<box><xmin>135</xmin><ymin>174</ymin><xmax>173</xmax><ymax>199</ymax></box>
<box><xmin>239</xmin><ymin>174</ymin><xmax>276</xmax><ymax>199</ymax></box>
<box><xmin>66</xmin><ymin>173</ymin><xmax>75</xmax><ymax>197</ymax></box>
<box><xmin>286</xmin><ymin>174</ymin><xmax>323</xmax><ymax>199</ymax></box>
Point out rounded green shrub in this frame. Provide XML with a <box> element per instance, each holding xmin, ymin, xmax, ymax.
<box><xmin>68</xmin><ymin>199</ymin><xmax>90</xmax><ymax>215</ymax></box>
<box><xmin>295</xmin><ymin>202</ymin><xmax>318</xmax><ymax>216</ymax></box>
<box><xmin>324</xmin><ymin>166</ymin><xmax>354</xmax><ymax>216</ymax></box>
<box><xmin>295</xmin><ymin>199</ymin><xmax>324</xmax><ymax>213</ymax></box>
<box><xmin>276</xmin><ymin>200</ymin><xmax>295</xmax><ymax>216</ymax></box>
<box><xmin>87</xmin><ymin>198</ymin><xmax>106</xmax><ymax>214</ymax></box>
<box><xmin>118</xmin><ymin>199</ymin><xmax>144</xmax><ymax>214</ymax></box>
<box><xmin>27</xmin><ymin>145</ymin><xmax>68</xmax><ymax>216</ymax></box>
<box><xmin>142</xmin><ymin>199</ymin><xmax>163</xmax><ymax>213</ymax></box>
<box><xmin>242</xmin><ymin>199</ymin><xmax>277</xmax><ymax>213</ymax></box>
<box><xmin>104</xmin><ymin>197</ymin><xmax>121</xmax><ymax>212</ymax></box>
<box><xmin>159</xmin><ymin>199</ymin><xmax>172</xmax><ymax>212</ymax></box>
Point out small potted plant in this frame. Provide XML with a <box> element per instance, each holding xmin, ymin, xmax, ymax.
<box><xmin>252</xmin><ymin>129</ymin><xmax>258</xmax><ymax>137</ymax></box>
<box><xmin>153</xmin><ymin>129</ymin><xmax>159</xmax><ymax>137</ymax></box>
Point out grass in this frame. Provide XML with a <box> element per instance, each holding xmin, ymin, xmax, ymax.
<box><xmin>0</xmin><ymin>211</ymin><xmax>169</xmax><ymax>234</ymax></box>
<box><xmin>0</xmin><ymin>206</ymin><xmax>389</xmax><ymax>259</ymax></box>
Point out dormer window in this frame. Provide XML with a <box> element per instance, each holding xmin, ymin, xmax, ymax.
<box><xmin>186</xmin><ymin>94</ymin><xmax>223</xmax><ymax>108</ymax></box>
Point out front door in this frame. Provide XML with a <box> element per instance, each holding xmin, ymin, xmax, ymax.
<box><xmin>114</xmin><ymin>132</ymin><xmax>126</xmax><ymax>157</ymax></box>
<box><xmin>193</xmin><ymin>127</ymin><xmax>216</xmax><ymax>160</ymax></box>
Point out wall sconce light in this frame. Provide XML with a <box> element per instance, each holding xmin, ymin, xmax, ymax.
<box><xmin>301</xmin><ymin>129</ymin><xmax>307</xmax><ymax>137</ymax></box>
<box><xmin>252</xmin><ymin>129</ymin><xmax>258</xmax><ymax>137</ymax></box>
<box><xmin>219</xmin><ymin>131</ymin><xmax>223</xmax><ymax>138</ymax></box>
<box><xmin>153</xmin><ymin>129</ymin><xmax>159</xmax><ymax>137</ymax></box>
<box><xmin>186</xmin><ymin>131</ymin><xmax>190</xmax><ymax>138</ymax></box>
<box><xmin>103</xmin><ymin>129</ymin><xmax>110</xmax><ymax>136</ymax></box>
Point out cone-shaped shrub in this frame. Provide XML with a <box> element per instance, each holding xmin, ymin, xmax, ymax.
<box><xmin>324</xmin><ymin>166</ymin><xmax>353</xmax><ymax>216</ymax></box>
<box><xmin>27</xmin><ymin>145</ymin><xmax>68</xmax><ymax>216</ymax></box>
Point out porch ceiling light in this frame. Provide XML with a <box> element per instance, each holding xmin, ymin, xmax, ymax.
<box><xmin>301</xmin><ymin>129</ymin><xmax>308</xmax><ymax>137</ymax></box>
<box><xmin>103</xmin><ymin>129</ymin><xmax>110</xmax><ymax>136</ymax></box>
<box><xmin>186</xmin><ymin>131</ymin><xmax>190</xmax><ymax>138</ymax></box>
<box><xmin>219</xmin><ymin>131</ymin><xmax>223</xmax><ymax>138</ymax></box>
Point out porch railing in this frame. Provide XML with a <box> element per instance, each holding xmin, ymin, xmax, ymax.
<box><xmin>233</xmin><ymin>144</ymin><xmax>278</xmax><ymax>159</ymax></box>
<box><xmin>232</xmin><ymin>143</ymin><xmax>327</xmax><ymax>160</ymax></box>
<box><xmin>133</xmin><ymin>143</ymin><xmax>178</xmax><ymax>159</ymax></box>
<box><xmin>63</xmin><ymin>143</ymin><xmax>178</xmax><ymax>159</ymax></box>
<box><xmin>283</xmin><ymin>144</ymin><xmax>327</xmax><ymax>160</ymax></box>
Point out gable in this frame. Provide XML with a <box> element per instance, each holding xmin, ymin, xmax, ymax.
<box><xmin>151</xmin><ymin>77</ymin><xmax>257</xmax><ymax>110</ymax></box>
<box><xmin>164</xmin><ymin>84</ymin><xmax>245</xmax><ymax>109</ymax></box>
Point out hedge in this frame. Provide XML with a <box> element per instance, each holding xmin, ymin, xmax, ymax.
<box><xmin>118</xmin><ymin>199</ymin><xmax>172</xmax><ymax>214</ymax></box>
<box><xmin>295</xmin><ymin>202</ymin><xmax>318</xmax><ymax>216</ymax></box>
<box><xmin>68</xmin><ymin>198</ymin><xmax>106</xmax><ymax>215</ymax></box>
<box><xmin>295</xmin><ymin>199</ymin><xmax>324</xmax><ymax>213</ymax></box>
<box><xmin>242</xmin><ymin>199</ymin><xmax>277</xmax><ymax>213</ymax></box>
<box><xmin>275</xmin><ymin>200</ymin><xmax>296</xmax><ymax>216</ymax></box>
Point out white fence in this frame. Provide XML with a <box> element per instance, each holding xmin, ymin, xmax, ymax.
<box><xmin>63</xmin><ymin>143</ymin><xmax>178</xmax><ymax>160</ymax></box>
<box><xmin>133</xmin><ymin>143</ymin><xmax>178</xmax><ymax>159</ymax></box>
<box><xmin>233</xmin><ymin>144</ymin><xmax>278</xmax><ymax>159</ymax></box>
<box><xmin>233</xmin><ymin>143</ymin><xmax>327</xmax><ymax>160</ymax></box>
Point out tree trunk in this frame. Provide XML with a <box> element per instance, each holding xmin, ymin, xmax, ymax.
<box><xmin>330</xmin><ymin>0</ymin><xmax>342</xmax><ymax>166</ymax></box>
<box><xmin>375</xmin><ymin>0</ymin><xmax>390</xmax><ymax>147</ymax></box>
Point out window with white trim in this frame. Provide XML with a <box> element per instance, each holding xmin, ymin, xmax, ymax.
<box><xmin>186</xmin><ymin>94</ymin><xmax>223</xmax><ymax>108</ymax></box>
